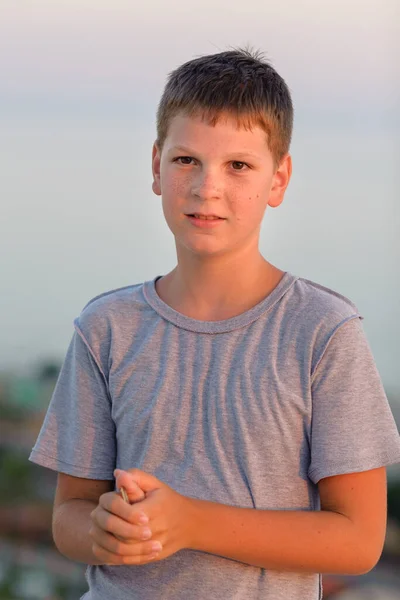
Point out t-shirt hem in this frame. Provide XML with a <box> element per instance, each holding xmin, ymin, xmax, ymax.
<box><xmin>28</xmin><ymin>449</ymin><xmax>115</xmax><ymax>480</ymax></box>
<box><xmin>309</xmin><ymin>450</ymin><xmax>400</xmax><ymax>484</ymax></box>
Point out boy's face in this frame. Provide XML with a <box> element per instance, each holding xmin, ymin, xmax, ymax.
<box><xmin>152</xmin><ymin>112</ymin><xmax>291</xmax><ymax>259</ymax></box>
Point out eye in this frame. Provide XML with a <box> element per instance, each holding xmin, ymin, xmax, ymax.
<box><xmin>231</xmin><ymin>161</ymin><xmax>248</xmax><ymax>171</ymax></box>
<box><xmin>174</xmin><ymin>156</ymin><xmax>195</xmax><ymax>165</ymax></box>
<box><xmin>173</xmin><ymin>157</ymin><xmax>250</xmax><ymax>171</ymax></box>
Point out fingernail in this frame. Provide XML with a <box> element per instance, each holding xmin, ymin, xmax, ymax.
<box><xmin>151</xmin><ymin>541</ymin><xmax>162</xmax><ymax>552</ymax></box>
<box><xmin>142</xmin><ymin>528</ymin><xmax>152</xmax><ymax>539</ymax></box>
<box><xmin>138</xmin><ymin>514</ymin><xmax>149</xmax><ymax>524</ymax></box>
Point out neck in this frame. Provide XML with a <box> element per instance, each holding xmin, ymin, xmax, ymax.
<box><xmin>156</xmin><ymin>256</ymin><xmax>284</xmax><ymax>321</ymax></box>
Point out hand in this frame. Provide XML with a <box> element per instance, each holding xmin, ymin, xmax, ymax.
<box><xmin>89</xmin><ymin>475</ymin><xmax>161</xmax><ymax>566</ymax></box>
<box><xmin>93</xmin><ymin>468</ymin><xmax>192</xmax><ymax>565</ymax></box>
<box><xmin>115</xmin><ymin>477</ymin><xmax>145</xmax><ymax>543</ymax></box>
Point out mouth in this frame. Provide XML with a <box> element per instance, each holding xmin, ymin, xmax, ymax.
<box><xmin>186</xmin><ymin>214</ymin><xmax>225</xmax><ymax>220</ymax></box>
<box><xmin>185</xmin><ymin>214</ymin><xmax>226</xmax><ymax>227</ymax></box>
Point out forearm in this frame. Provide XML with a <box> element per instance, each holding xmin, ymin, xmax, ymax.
<box><xmin>187</xmin><ymin>499</ymin><xmax>371</xmax><ymax>575</ymax></box>
<box><xmin>52</xmin><ymin>499</ymin><xmax>103</xmax><ymax>565</ymax></box>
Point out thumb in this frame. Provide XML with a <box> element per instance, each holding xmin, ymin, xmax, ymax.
<box><xmin>114</xmin><ymin>469</ymin><xmax>145</xmax><ymax>504</ymax></box>
<box><xmin>114</xmin><ymin>468</ymin><xmax>161</xmax><ymax>498</ymax></box>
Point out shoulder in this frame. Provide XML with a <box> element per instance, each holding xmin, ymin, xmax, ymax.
<box><xmin>74</xmin><ymin>281</ymin><xmax>146</xmax><ymax>340</ymax></box>
<box><xmin>291</xmin><ymin>275</ymin><xmax>361</xmax><ymax>325</ymax></box>
<box><xmin>290</xmin><ymin>277</ymin><xmax>363</xmax><ymax>333</ymax></box>
<box><xmin>80</xmin><ymin>281</ymin><xmax>145</xmax><ymax>315</ymax></box>
<box><xmin>284</xmin><ymin>274</ymin><xmax>364</xmax><ymax>372</ymax></box>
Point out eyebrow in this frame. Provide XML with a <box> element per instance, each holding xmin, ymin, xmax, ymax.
<box><xmin>168</xmin><ymin>145</ymin><xmax>261</xmax><ymax>160</ymax></box>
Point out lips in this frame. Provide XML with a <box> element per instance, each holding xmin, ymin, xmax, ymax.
<box><xmin>187</xmin><ymin>214</ymin><xmax>224</xmax><ymax>219</ymax></box>
<box><xmin>186</xmin><ymin>215</ymin><xmax>225</xmax><ymax>227</ymax></box>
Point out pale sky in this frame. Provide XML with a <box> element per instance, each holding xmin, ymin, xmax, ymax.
<box><xmin>1</xmin><ymin>0</ymin><xmax>399</xmax><ymax>401</ymax></box>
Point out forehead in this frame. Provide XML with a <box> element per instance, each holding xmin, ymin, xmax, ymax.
<box><xmin>164</xmin><ymin>111</ymin><xmax>270</xmax><ymax>156</ymax></box>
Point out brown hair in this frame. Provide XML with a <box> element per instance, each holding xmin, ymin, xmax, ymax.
<box><xmin>155</xmin><ymin>46</ymin><xmax>294</xmax><ymax>170</ymax></box>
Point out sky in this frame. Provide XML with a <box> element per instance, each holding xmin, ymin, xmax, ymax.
<box><xmin>1</xmin><ymin>0</ymin><xmax>399</xmax><ymax>401</ymax></box>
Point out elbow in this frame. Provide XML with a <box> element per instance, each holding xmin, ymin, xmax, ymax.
<box><xmin>344</xmin><ymin>528</ymin><xmax>384</xmax><ymax>576</ymax></box>
<box><xmin>357</xmin><ymin>552</ymin><xmax>382</xmax><ymax>576</ymax></box>
<box><xmin>355</xmin><ymin>544</ymin><xmax>383</xmax><ymax>576</ymax></box>
<box><xmin>349</xmin><ymin>518</ymin><xmax>386</xmax><ymax>576</ymax></box>
<box><xmin>52</xmin><ymin>504</ymin><xmax>71</xmax><ymax>559</ymax></box>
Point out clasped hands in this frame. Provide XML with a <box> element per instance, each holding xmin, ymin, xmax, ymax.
<box><xmin>89</xmin><ymin>468</ymin><xmax>193</xmax><ymax>566</ymax></box>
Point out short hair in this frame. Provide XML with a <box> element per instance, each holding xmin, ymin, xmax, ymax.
<box><xmin>155</xmin><ymin>46</ymin><xmax>294</xmax><ymax>170</ymax></box>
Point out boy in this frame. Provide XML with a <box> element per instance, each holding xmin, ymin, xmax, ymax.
<box><xmin>29</xmin><ymin>47</ymin><xmax>400</xmax><ymax>599</ymax></box>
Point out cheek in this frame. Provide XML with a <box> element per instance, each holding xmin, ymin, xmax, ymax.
<box><xmin>235</xmin><ymin>193</ymin><xmax>267</xmax><ymax>225</ymax></box>
<box><xmin>230</xmin><ymin>186</ymin><xmax>258</xmax><ymax>215</ymax></box>
<box><xmin>161</xmin><ymin>172</ymin><xmax>190</xmax><ymax>199</ymax></box>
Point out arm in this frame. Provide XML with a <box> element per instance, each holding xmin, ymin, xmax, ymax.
<box><xmin>186</xmin><ymin>467</ymin><xmax>387</xmax><ymax>576</ymax></box>
<box><xmin>52</xmin><ymin>474</ymin><xmax>114</xmax><ymax>564</ymax></box>
<box><xmin>52</xmin><ymin>473</ymin><xmax>146</xmax><ymax>564</ymax></box>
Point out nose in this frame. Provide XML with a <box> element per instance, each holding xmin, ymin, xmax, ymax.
<box><xmin>190</xmin><ymin>169</ymin><xmax>222</xmax><ymax>200</ymax></box>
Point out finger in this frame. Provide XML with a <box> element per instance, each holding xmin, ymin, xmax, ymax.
<box><xmin>90</xmin><ymin>533</ymin><xmax>163</xmax><ymax>565</ymax></box>
<box><xmin>89</xmin><ymin>521</ymin><xmax>146</xmax><ymax>554</ymax></box>
<box><xmin>92</xmin><ymin>508</ymin><xmax>152</xmax><ymax>542</ymax></box>
<box><xmin>92</xmin><ymin>542</ymin><xmax>161</xmax><ymax>566</ymax></box>
<box><xmin>119</xmin><ymin>483</ymin><xmax>146</xmax><ymax>504</ymax></box>
<box><xmin>115</xmin><ymin>472</ymin><xmax>146</xmax><ymax>504</ymax></box>
<box><xmin>114</xmin><ymin>468</ymin><xmax>161</xmax><ymax>494</ymax></box>
<box><xmin>98</xmin><ymin>491</ymin><xmax>148</xmax><ymax>525</ymax></box>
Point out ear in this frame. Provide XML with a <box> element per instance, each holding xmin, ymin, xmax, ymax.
<box><xmin>268</xmin><ymin>153</ymin><xmax>292</xmax><ymax>208</ymax></box>
<box><xmin>152</xmin><ymin>142</ymin><xmax>162</xmax><ymax>196</ymax></box>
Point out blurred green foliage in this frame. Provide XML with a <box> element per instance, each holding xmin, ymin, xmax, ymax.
<box><xmin>0</xmin><ymin>448</ymin><xmax>32</xmax><ymax>504</ymax></box>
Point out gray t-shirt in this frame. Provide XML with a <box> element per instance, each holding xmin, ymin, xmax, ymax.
<box><xmin>29</xmin><ymin>271</ymin><xmax>400</xmax><ymax>600</ymax></box>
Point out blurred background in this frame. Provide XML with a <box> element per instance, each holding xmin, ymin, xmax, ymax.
<box><xmin>1</xmin><ymin>0</ymin><xmax>399</xmax><ymax>598</ymax></box>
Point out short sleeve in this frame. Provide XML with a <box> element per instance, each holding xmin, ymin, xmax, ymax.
<box><xmin>308</xmin><ymin>316</ymin><xmax>400</xmax><ymax>484</ymax></box>
<box><xmin>29</xmin><ymin>324</ymin><xmax>116</xmax><ymax>479</ymax></box>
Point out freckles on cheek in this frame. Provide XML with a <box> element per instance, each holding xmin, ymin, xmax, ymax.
<box><xmin>164</xmin><ymin>175</ymin><xmax>189</xmax><ymax>197</ymax></box>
